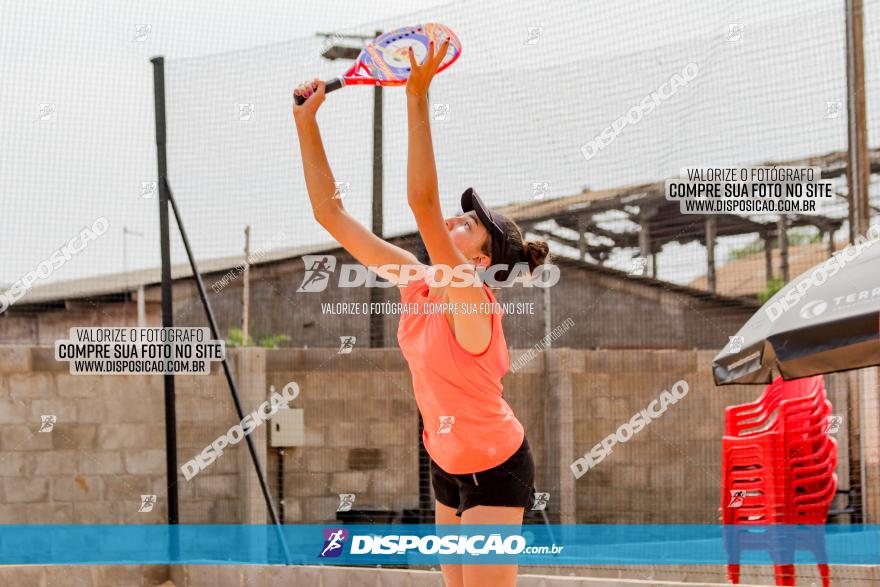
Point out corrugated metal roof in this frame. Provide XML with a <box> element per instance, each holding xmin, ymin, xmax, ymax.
<box><xmin>16</xmin><ymin>239</ymin><xmax>341</xmax><ymax>305</ymax></box>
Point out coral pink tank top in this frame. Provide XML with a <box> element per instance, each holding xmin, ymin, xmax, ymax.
<box><xmin>396</xmin><ymin>267</ymin><xmax>525</xmax><ymax>474</ymax></box>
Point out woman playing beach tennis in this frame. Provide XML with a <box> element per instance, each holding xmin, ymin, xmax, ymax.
<box><xmin>293</xmin><ymin>37</ymin><xmax>549</xmax><ymax>587</ymax></box>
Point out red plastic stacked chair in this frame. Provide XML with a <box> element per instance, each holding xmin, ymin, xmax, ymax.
<box><xmin>720</xmin><ymin>375</ymin><xmax>837</xmax><ymax>586</ymax></box>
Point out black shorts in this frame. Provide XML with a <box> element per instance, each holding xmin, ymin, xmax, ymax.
<box><xmin>431</xmin><ymin>436</ymin><xmax>536</xmax><ymax>517</ymax></box>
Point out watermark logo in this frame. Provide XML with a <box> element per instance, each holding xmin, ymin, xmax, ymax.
<box><xmin>826</xmin><ymin>415</ymin><xmax>843</xmax><ymax>434</ymax></box>
<box><xmin>727</xmin><ymin>489</ymin><xmax>746</xmax><ymax>508</ymax></box>
<box><xmin>140</xmin><ymin>181</ymin><xmax>157</xmax><ymax>199</ymax></box>
<box><xmin>319</xmin><ymin>528</ymin><xmax>348</xmax><ymax>558</ymax></box>
<box><xmin>438</xmin><ymin>416</ymin><xmax>455</xmax><ymax>434</ymax></box>
<box><xmin>432</xmin><ymin>103</ymin><xmax>450</xmax><ymax>122</ymax></box>
<box><xmin>338</xmin><ymin>336</ymin><xmax>355</xmax><ymax>354</ymax></box>
<box><xmin>727</xmin><ymin>24</ymin><xmax>744</xmax><ymax>42</ymax></box>
<box><xmin>297</xmin><ymin>257</ymin><xmax>561</xmax><ymax>291</ymax></box>
<box><xmin>571</xmin><ymin>380</ymin><xmax>689</xmax><ymax>478</ymax></box>
<box><xmin>55</xmin><ymin>327</ymin><xmax>224</xmax><ymax>375</ymax></box>
<box><xmin>181</xmin><ymin>382</ymin><xmax>300</xmax><ymax>480</ymax></box>
<box><xmin>347</xmin><ymin>533</ymin><xmax>557</xmax><ymax>556</ymax></box>
<box><xmin>133</xmin><ymin>24</ymin><xmax>151</xmax><ymax>42</ymax></box>
<box><xmin>629</xmin><ymin>257</ymin><xmax>648</xmax><ymax>276</ymax></box>
<box><xmin>765</xmin><ymin>224</ymin><xmax>880</xmax><ymax>322</ymax></box>
<box><xmin>333</xmin><ymin>182</ymin><xmax>350</xmax><ymax>200</ymax></box>
<box><xmin>297</xmin><ymin>255</ymin><xmax>337</xmax><ymax>293</ymax></box>
<box><xmin>825</xmin><ymin>101</ymin><xmax>842</xmax><ymax>119</ymax></box>
<box><xmin>138</xmin><ymin>494</ymin><xmax>157</xmax><ymax>512</ymax></box>
<box><xmin>319</xmin><ymin>33</ymin><xmax>344</xmax><ymax>56</ymax></box>
<box><xmin>524</xmin><ymin>26</ymin><xmax>542</xmax><ymax>45</ymax></box>
<box><xmin>667</xmin><ymin>166</ymin><xmax>832</xmax><ymax>216</ymax></box>
<box><xmin>337</xmin><ymin>494</ymin><xmax>356</xmax><ymax>512</ymax></box>
<box><xmin>531</xmin><ymin>182</ymin><xmax>549</xmax><ymax>200</ymax></box>
<box><xmin>0</xmin><ymin>216</ymin><xmax>110</xmax><ymax>315</ymax></box>
<box><xmin>581</xmin><ymin>62</ymin><xmax>699</xmax><ymax>161</ymax></box>
<box><xmin>238</xmin><ymin>103</ymin><xmax>254</xmax><ymax>121</ymax></box>
<box><xmin>532</xmin><ymin>492</ymin><xmax>550</xmax><ymax>511</ymax></box>
<box><xmin>210</xmin><ymin>231</ymin><xmax>285</xmax><ymax>294</ymax></box>
<box><xmin>510</xmin><ymin>317</ymin><xmax>574</xmax><ymax>373</ymax></box>
<box><xmin>38</xmin><ymin>103</ymin><xmax>56</xmax><ymax>122</ymax></box>
<box><xmin>39</xmin><ymin>415</ymin><xmax>57</xmax><ymax>433</ymax></box>
<box><xmin>726</xmin><ymin>336</ymin><xmax>744</xmax><ymax>353</ymax></box>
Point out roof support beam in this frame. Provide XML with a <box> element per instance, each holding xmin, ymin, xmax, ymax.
<box><xmin>705</xmin><ymin>217</ymin><xmax>717</xmax><ymax>294</ymax></box>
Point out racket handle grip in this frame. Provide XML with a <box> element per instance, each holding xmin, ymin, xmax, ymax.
<box><xmin>294</xmin><ymin>77</ymin><xmax>345</xmax><ymax>105</ymax></box>
<box><xmin>325</xmin><ymin>77</ymin><xmax>345</xmax><ymax>94</ymax></box>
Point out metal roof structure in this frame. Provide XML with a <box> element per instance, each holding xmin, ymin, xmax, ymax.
<box><xmin>11</xmin><ymin>146</ymin><xmax>876</xmax><ymax>309</ymax></box>
<box><xmin>495</xmin><ymin>147</ymin><xmax>880</xmax><ymax>267</ymax></box>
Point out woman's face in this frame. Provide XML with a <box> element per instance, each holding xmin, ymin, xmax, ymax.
<box><xmin>445</xmin><ymin>210</ymin><xmax>491</xmax><ymax>268</ymax></box>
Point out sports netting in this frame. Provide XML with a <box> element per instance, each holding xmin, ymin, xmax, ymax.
<box><xmin>3</xmin><ymin>0</ymin><xmax>880</xmax><ymax>583</ymax></box>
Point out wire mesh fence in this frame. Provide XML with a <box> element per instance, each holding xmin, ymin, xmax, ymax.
<box><xmin>1</xmin><ymin>0</ymin><xmax>879</xmax><ymax>583</ymax></box>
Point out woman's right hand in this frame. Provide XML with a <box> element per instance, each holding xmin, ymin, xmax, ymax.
<box><xmin>293</xmin><ymin>78</ymin><xmax>325</xmax><ymax>119</ymax></box>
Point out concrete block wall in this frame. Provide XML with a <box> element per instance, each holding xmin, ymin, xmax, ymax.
<box><xmin>265</xmin><ymin>348</ymin><xmax>421</xmax><ymax>523</ymax></box>
<box><xmin>0</xmin><ymin>345</ymin><xmax>863</xmax><ymax>526</ymax></box>
<box><xmin>0</xmin><ymin>565</ymin><xmax>170</xmax><ymax>587</ymax></box>
<box><xmin>566</xmin><ymin>350</ymin><xmax>854</xmax><ymax>523</ymax></box>
<box><xmin>0</xmin><ymin>345</ymin><xmax>239</xmax><ymax>524</ymax></box>
<box><xmin>3</xmin><ymin>563</ymin><xmax>880</xmax><ymax>586</ymax></box>
<box><xmin>263</xmin><ymin>347</ymin><xmax>856</xmax><ymax>526</ymax></box>
<box><xmin>174</xmin><ymin>368</ymin><xmax>247</xmax><ymax>524</ymax></box>
<box><xmin>0</xmin><ymin>346</ymin><xmax>166</xmax><ymax>523</ymax></box>
<box><xmin>568</xmin><ymin>350</ymin><xmax>742</xmax><ymax>523</ymax></box>
<box><xmin>261</xmin><ymin>347</ymin><xmax>556</xmax><ymax>524</ymax></box>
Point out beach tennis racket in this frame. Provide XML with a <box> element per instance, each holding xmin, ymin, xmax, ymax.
<box><xmin>294</xmin><ymin>23</ymin><xmax>461</xmax><ymax>105</ymax></box>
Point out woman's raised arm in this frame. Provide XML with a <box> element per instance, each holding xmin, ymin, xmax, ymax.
<box><xmin>293</xmin><ymin>80</ymin><xmax>421</xmax><ymax>286</ymax></box>
<box><xmin>293</xmin><ymin>80</ymin><xmax>341</xmax><ymax>224</ymax></box>
<box><xmin>403</xmin><ymin>41</ymin><xmax>493</xmax><ymax>354</ymax></box>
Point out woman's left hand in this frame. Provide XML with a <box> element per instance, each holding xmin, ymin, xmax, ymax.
<box><xmin>406</xmin><ymin>38</ymin><xmax>450</xmax><ymax>98</ymax></box>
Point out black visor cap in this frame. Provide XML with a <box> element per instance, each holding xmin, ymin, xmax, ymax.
<box><xmin>460</xmin><ymin>187</ymin><xmax>515</xmax><ymax>279</ymax></box>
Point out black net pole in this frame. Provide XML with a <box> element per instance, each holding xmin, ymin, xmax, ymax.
<box><xmin>150</xmin><ymin>56</ymin><xmax>180</xmax><ymax>529</ymax></box>
<box><xmin>417</xmin><ymin>413</ymin><xmax>431</xmax><ymax>511</ymax></box>
<box><xmin>369</xmin><ymin>31</ymin><xmax>384</xmax><ymax>348</ymax></box>
<box><xmin>163</xmin><ymin>176</ymin><xmax>292</xmax><ymax>564</ymax></box>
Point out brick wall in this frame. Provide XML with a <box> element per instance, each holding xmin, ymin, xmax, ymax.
<box><xmin>264</xmin><ymin>348</ymin><xmax>420</xmax><ymax>522</ymax></box>
<box><xmin>0</xmin><ymin>345</ymin><xmax>244</xmax><ymax>523</ymax></box>
<box><xmin>1</xmin><ymin>249</ymin><xmax>757</xmax><ymax>351</ymax></box>
<box><xmin>0</xmin><ymin>345</ymin><xmax>862</xmax><ymax>525</ymax></box>
<box><xmin>0</xmin><ymin>346</ymin><xmax>169</xmax><ymax>523</ymax></box>
<box><xmin>562</xmin><ymin>350</ymin><xmax>855</xmax><ymax>523</ymax></box>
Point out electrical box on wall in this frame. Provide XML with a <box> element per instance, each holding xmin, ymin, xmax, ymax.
<box><xmin>270</xmin><ymin>409</ymin><xmax>305</xmax><ymax>447</ymax></box>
